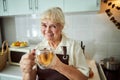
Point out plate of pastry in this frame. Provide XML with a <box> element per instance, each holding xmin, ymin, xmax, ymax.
<box><xmin>10</xmin><ymin>41</ymin><xmax>28</xmax><ymax>48</ymax></box>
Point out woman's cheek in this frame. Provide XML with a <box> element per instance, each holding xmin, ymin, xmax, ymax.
<box><xmin>41</xmin><ymin>29</ymin><xmax>45</xmax><ymax>35</ymax></box>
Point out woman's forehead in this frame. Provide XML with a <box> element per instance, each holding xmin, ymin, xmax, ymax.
<box><xmin>41</xmin><ymin>19</ymin><xmax>57</xmax><ymax>25</ymax></box>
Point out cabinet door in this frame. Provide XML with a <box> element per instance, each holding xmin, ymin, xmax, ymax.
<box><xmin>0</xmin><ymin>0</ymin><xmax>8</xmax><ymax>16</ymax></box>
<box><xmin>0</xmin><ymin>0</ymin><xmax>64</xmax><ymax>16</ymax></box>
<box><xmin>7</xmin><ymin>0</ymin><xmax>33</xmax><ymax>16</ymax></box>
<box><xmin>1</xmin><ymin>76</ymin><xmax>21</xmax><ymax>80</ymax></box>
<box><xmin>64</xmin><ymin>0</ymin><xmax>100</xmax><ymax>13</ymax></box>
<box><xmin>35</xmin><ymin>0</ymin><xmax>64</xmax><ymax>14</ymax></box>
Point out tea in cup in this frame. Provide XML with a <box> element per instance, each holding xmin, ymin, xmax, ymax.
<box><xmin>35</xmin><ymin>49</ymin><xmax>54</xmax><ymax>69</ymax></box>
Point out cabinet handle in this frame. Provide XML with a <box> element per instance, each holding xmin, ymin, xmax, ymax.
<box><xmin>35</xmin><ymin>0</ymin><xmax>38</xmax><ymax>10</ymax></box>
<box><xmin>29</xmin><ymin>0</ymin><xmax>32</xmax><ymax>10</ymax></box>
<box><xmin>3</xmin><ymin>0</ymin><xmax>7</xmax><ymax>12</ymax></box>
<box><xmin>96</xmin><ymin>0</ymin><xmax>99</xmax><ymax>7</ymax></box>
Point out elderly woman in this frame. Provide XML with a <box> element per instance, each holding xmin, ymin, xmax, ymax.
<box><xmin>20</xmin><ymin>7</ymin><xmax>89</xmax><ymax>80</ymax></box>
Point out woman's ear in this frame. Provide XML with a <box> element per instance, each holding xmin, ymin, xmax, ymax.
<box><xmin>60</xmin><ymin>24</ymin><xmax>64</xmax><ymax>30</ymax></box>
<box><xmin>57</xmin><ymin>23</ymin><xmax>63</xmax><ymax>31</ymax></box>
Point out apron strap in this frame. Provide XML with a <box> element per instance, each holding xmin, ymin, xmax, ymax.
<box><xmin>61</xmin><ymin>46</ymin><xmax>68</xmax><ymax>60</ymax></box>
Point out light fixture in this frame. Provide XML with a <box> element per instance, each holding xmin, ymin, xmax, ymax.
<box><xmin>112</xmin><ymin>4</ymin><xmax>115</xmax><ymax>8</ymax></box>
<box><xmin>102</xmin><ymin>0</ymin><xmax>108</xmax><ymax>3</ymax></box>
<box><xmin>105</xmin><ymin>9</ymin><xmax>113</xmax><ymax>17</ymax></box>
<box><xmin>116</xmin><ymin>6</ymin><xmax>120</xmax><ymax>10</ymax></box>
<box><xmin>108</xmin><ymin>2</ymin><xmax>112</xmax><ymax>6</ymax></box>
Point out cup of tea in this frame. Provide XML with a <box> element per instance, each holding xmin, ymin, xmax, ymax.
<box><xmin>35</xmin><ymin>48</ymin><xmax>54</xmax><ymax>69</ymax></box>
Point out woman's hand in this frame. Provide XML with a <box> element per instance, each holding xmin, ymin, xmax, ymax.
<box><xmin>19</xmin><ymin>49</ymin><xmax>36</xmax><ymax>80</ymax></box>
<box><xmin>47</xmin><ymin>54</ymin><xmax>62</xmax><ymax>69</ymax></box>
<box><xmin>48</xmin><ymin>55</ymin><xmax>88</xmax><ymax>80</ymax></box>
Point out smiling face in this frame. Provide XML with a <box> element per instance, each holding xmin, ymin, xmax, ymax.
<box><xmin>40</xmin><ymin>7</ymin><xmax>65</xmax><ymax>42</ymax></box>
<box><xmin>41</xmin><ymin>19</ymin><xmax>63</xmax><ymax>42</ymax></box>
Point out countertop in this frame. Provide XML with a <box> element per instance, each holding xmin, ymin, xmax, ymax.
<box><xmin>0</xmin><ymin>63</ymin><xmax>22</xmax><ymax>79</ymax></box>
<box><xmin>0</xmin><ymin>60</ymin><xmax>100</xmax><ymax>80</ymax></box>
<box><xmin>87</xmin><ymin>60</ymin><xmax>101</xmax><ymax>80</ymax></box>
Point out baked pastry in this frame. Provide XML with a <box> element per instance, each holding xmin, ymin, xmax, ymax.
<box><xmin>89</xmin><ymin>67</ymin><xmax>94</xmax><ymax>78</ymax></box>
<box><xmin>37</xmin><ymin>51</ymin><xmax>54</xmax><ymax>66</ymax></box>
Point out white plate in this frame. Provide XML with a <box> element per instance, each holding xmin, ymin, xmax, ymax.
<box><xmin>10</xmin><ymin>45</ymin><xmax>28</xmax><ymax>48</ymax></box>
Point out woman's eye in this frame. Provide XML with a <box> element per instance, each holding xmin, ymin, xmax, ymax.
<box><xmin>50</xmin><ymin>25</ymin><xmax>56</xmax><ymax>28</ymax></box>
<box><xmin>41</xmin><ymin>24</ymin><xmax>47</xmax><ymax>28</ymax></box>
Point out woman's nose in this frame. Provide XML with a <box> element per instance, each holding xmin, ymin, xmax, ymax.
<box><xmin>46</xmin><ymin>26</ymin><xmax>51</xmax><ymax>32</ymax></box>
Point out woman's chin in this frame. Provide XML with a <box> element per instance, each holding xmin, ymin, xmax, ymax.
<box><xmin>45</xmin><ymin>35</ymin><xmax>52</xmax><ymax>38</ymax></box>
<box><xmin>46</xmin><ymin>37</ymin><xmax>53</xmax><ymax>41</ymax></box>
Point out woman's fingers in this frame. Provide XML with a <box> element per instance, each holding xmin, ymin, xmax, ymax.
<box><xmin>48</xmin><ymin>54</ymin><xmax>61</xmax><ymax>69</ymax></box>
<box><xmin>20</xmin><ymin>50</ymin><xmax>36</xmax><ymax>73</ymax></box>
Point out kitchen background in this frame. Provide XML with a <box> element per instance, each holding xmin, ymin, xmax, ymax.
<box><xmin>1</xmin><ymin>0</ymin><xmax>120</xmax><ymax>63</ymax></box>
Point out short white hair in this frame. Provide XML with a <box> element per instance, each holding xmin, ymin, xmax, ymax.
<box><xmin>41</xmin><ymin>7</ymin><xmax>65</xmax><ymax>27</ymax></box>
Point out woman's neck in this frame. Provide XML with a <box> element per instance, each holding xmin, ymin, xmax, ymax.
<box><xmin>48</xmin><ymin>36</ymin><xmax>62</xmax><ymax>49</ymax></box>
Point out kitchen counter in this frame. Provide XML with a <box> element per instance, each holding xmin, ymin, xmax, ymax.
<box><xmin>0</xmin><ymin>60</ymin><xmax>100</xmax><ymax>80</ymax></box>
<box><xmin>0</xmin><ymin>63</ymin><xmax>22</xmax><ymax>80</ymax></box>
<box><xmin>87</xmin><ymin>60</ymin><xmax>101</xmax><ymax>80</ymax></box>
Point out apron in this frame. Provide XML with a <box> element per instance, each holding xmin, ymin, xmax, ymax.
<box><xmin>37</xmin><ymin>46</ymin><xmax>69</xmax><ymax>80</ymax></box>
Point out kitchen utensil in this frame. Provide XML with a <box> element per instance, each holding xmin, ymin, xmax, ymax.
<box><xmin>101</xmin><ymin>57</ymin><xmax>120</xmax><ymax>71</ymax></box>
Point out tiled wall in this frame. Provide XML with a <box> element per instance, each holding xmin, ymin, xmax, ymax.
<box><xmin>3</xmin><ymin>12</ymin><xmax>120</xmax><ymax>62</ymax></box>
<box><xmin>64</xmin><ymin>12</ymin><xmax>120</xmax><ymax>62</ymax></box>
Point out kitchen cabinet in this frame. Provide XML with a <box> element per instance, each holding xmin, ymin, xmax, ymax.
<box><xmin>0</xmin><ymin>76</ymin><xmax>21</xmax><ymax>80</ymax></box>
<box><xmin>0</xmin><ymin>0</ymin><xmax>64</xmax><ymax>16</ymax></box>
<box><xmin>0</xmin><ymin>0</ymin><xmax>8</xmax><ymax>16</ymax></box>
<box><xmin>64</xmin><ymin>0</ymin><xmax>100</xmax><ymax>13</ymax></box>
<box><xmin>35</xmin><ymin>0</ymin><xmax>64</xmax><ymax>14</ymax></box>
<box><xmin>0</xmin><ymin>0</ymin><xmax>32</xmax><ymax>16</ymax></box>
<box><xmin>6</xmin><ymin>0</ymin><xmax>33</xmax><ymax>16</ymax></box>
<box><xmin>0</xmin><ymin>0</ymin><xmax>100</xmax><ymax>16</ymax></box>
